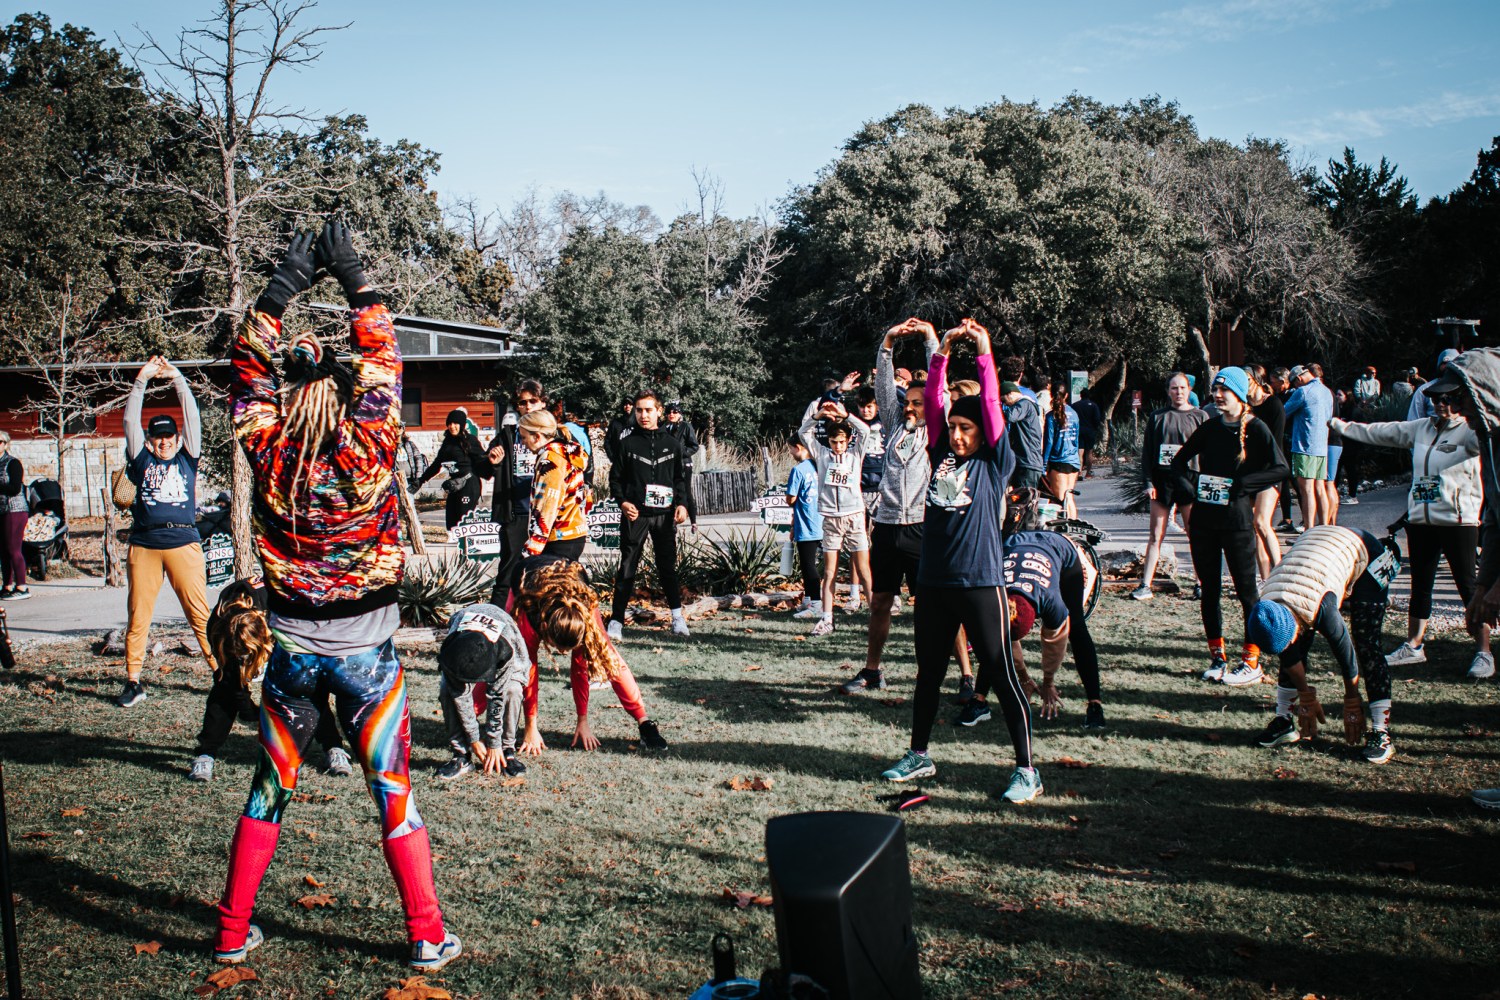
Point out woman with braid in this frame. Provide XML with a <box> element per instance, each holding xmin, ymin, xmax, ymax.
<box><xmin>214</xmin><ymin>222</ymin><xmax>458</xmax><ymax>971</ymax></box>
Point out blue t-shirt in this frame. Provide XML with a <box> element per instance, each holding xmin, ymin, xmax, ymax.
<box><xmin>786</xmin><ymin>460</ymin><xmax>823</xmax><ymax>542</ymax></box>
<box><xmin>917</xmin><ymin>443</ymin><xmax>1010</xmax><ymax>589</ymax></box>
<box><xmin>1043</xmin><ymin>405</ymin><xmax>1081</xmax><ymax>467</ymax></box>
<box><xmin>1003</xmin><ymin>530</ymin><xmax>1078</xmax><ymax>630</ymax></box>
<box><xmin>128</xmin><ymin>447</ymin><xmax>200</xmax><ymax>550</ymax></box>
<box><xmin>1284</xmin><ymin>379</ymin><xmax>1334</xmax><ymax>457</ymax></box>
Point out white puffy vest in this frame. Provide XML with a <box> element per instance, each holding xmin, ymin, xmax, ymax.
<box><xmin>1260</xmin><ymin>525</ymin><xmax>1369</xmax><ymax>626</ymax></box>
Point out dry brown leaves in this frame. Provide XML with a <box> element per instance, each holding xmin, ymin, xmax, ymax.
<box><xmin>382</xmin><ymin>976</ymin><xmax>453</xmax><ymax>1000</ymax></box>
<box><xmin>994</xmin><ymin>901</ymin><xmax>1026</xmax><ymax>913</ymax></box>
<box><xmin>291</xmin><ymin>792</ymin><xmax>335</xmax><ymax>804</ymax></box>
<box><xmin>726</xmin><ymin>776</ymin><xmax>773</xmax><ymax>791</ymax></box>
<box><xmin>743</xmin><ymin>664</ymin><xmax>763</xmax><ymax>672</ymax></box>
<box><xmin>133</xmin><ymin>940</ymin><xmax>162</xmax><ymax>955</ymax></box>
<box><xmin>500</xmin><ymin>775</ymin><xmax>527</xmax><ymax>788</ymax></box>
<box><xmin>1273</xmin><ymin>766</ymin><xmax>1298</xmax><ymax>780</ymax></box>
<box><xmin>295</xmin><ymin>893</ymin><xmax>336</xmax><ymax>909</ymax></box>
<box><xmin>303</xmin><ymin>875</ymin><xmax>325</xmax><ymax>887</ymax></box>
<box><xmin>21</xmin><ymin>831</ymin><xmax>54</xmax><ymax>840</ymax></box>
<box><xmin>193</xmin><ymin>966</ymin><xmax>258</xmax><ymax>995</ymax></box>
<box><xmin>60</xmin><ymin>807</ymin><xmax>85</xmax><ymax>817</ymax></box>
<box><xmin>1055</xmin><ymin>756</ymin><xmax>1092</xmax><ymax>769</ymax></box>
<box><xmin>721</xmin><ymin>887</ymin><xmax>773</xmax><ymax>909</ymax></box>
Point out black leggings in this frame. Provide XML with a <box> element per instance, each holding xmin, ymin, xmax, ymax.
<box><xmin>1189</xmin><ymin>526</ymin><xmax>1260</xmax><ymax>642</ymax></box>
<box><xmin>796</xmin><ymin>540</ymin><xmax>823</xmax><ymax>597</ymax></box>
<box><xmin>444</xmin><ymin>479</ymin><xmax>481</xmax><ymax>529</ymax></box>
<box><xmin>490</xmin><ymin>517</ymin><xmax>530</xmax><ymax>609</ymax></box>
<box><xmin>912</xmin><ymin>585</ymin><xmax>1030</xmax><ymax>768</ymax></box>
<box><xmin>1406</xmin><ymin>523</ymin><xmax>1478</xmax><ymax>620</ymax></box>
<box><xmin>1337</xmin><ymin>440</ymin><xmax>1364</xmax><ymax>497</ymax></box>
<box><xmin>976</xmin><ymin>562</ymin><xmax>1100</xmax><ymax>701</ymax></box>
<box><xmin>195</xmin><ymin>670</ymin><xmax>342</xmax><ymax>757</ymax></box>
<box><xmin>612</xmin><ymin>511</ymin><xmax>682</xmax><ymax>623</ymax></box>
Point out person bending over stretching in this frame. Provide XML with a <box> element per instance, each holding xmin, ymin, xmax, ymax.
<box><xmin>215</xmin><ymin>222</ymin><xmax>458</xmax><ymax>971</ymax></box>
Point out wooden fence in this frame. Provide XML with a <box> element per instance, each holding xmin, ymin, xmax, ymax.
<box><xmin>692</xmin><ymin>470</ymin><xmax>756</xmax><ymax>515</ymax></box>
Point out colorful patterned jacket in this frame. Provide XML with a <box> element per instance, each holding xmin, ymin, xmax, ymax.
<box><xmin>230</xmin><ymin>290</ymin><xmax>404</xmax><ymax>619</ymax></box>
<box><xmin>526</xmin><ymin>438</ymin><xmax>590</xmax><ymax>555</ymax></box>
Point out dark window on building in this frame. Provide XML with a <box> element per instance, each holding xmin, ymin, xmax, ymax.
<box><xmin>38</xmin><ymin>409</ymin><xmax>98</xmax><ymax>435</ymax></box>
<box><xmin>402</xmin><ymin>385</ymin><xmax>422</xmax><ymax>428</ymax></box>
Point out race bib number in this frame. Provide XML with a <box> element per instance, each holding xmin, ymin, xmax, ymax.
<box><xmin>1367</xmin><ymin>546</ymin><xmax>1401</xmax><ymax>589</ymax></box>
<box><xmin>1197</xmin><ymin>474</ymin><xmax>1232</xmax><ymax>506</ymax></box>
<box><xmin>513</xmin><ymin>447</ymin><xmax>537</xmax><ymax>480</ymax></box>
<box><xmin>644</xmin><ymin>483</ymin><xmax>674</xmax><ymax>508</ymax></box>
<box><xmin>1412</xmin><ymin>475</ymin><xmax>1442</xmax><ymax>505</ymax></box>
<box><xmin>824</xmin><ymin>457</ymin><xmax>854</xmax><ymax>489</ymax></box>
<box><xmin>456</xmin><ymin>612</ymin><xmax>505</xmax><ymax>643</ymax></box>
<box><xmin>1158</xmin><ymin>443</ymin><xmax>1182</xmax><ymax>465</ymax></box>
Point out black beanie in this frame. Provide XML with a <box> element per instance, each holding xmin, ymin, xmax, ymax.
<box><xmin>948</xmin><ymin>394</ymin><xmax>984</xmax><ymax>427</ymax></box>
<box><xmin>439</xmin><ymin>630</ymin><xmax>496</xmax><ymax>687</ymax></box>
<box><xmin>446</xmin><ymin>409</ymin><xmax>468</xmax><ymax>427</ymax></box>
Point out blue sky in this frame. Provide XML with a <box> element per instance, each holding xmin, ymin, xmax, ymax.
<box><xmin>41</xmin><ymin>0</ymin><xmax>1500</xmax><ymax>220</ymax></box>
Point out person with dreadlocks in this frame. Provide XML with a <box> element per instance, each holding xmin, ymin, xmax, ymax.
<box><xmin>214</xmin><ymin>221</ymin><xmax>458</xmax><ymax>972</ymax></box>
<box><xmin>513</xmin><ymin>559</ymin><xmax>669</xmax><ymax>753</ymax></box>
<box><xmin>1170</xmin><ymin>367</ymin><xmax>1289</xmax><ymax>688</ymax></box>
<box><xmin>414</xmin><ymin>409</ymin><xmax>487</xmax><ymax>529</ymax></box>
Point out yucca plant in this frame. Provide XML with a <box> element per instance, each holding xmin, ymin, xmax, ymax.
<box><xmin>694</xmin><ymin>529</ymin><xmax>786</xmax><ymax>595</ymax></box>
<box><xmin>398</xmin><ymin>552</ymin><xmax>496</xmax><ymax>626</ymax></box>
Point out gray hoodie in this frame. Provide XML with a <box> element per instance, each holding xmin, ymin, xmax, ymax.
<box><xmin>1444</xmin><ymin>349</ymin><xmax>1500</xmax><ymax>586</ymax></box>
<box><xmin>873</xmin><ymin>341</ymin><xmax>937</xmax><ymax>524</ymax></box>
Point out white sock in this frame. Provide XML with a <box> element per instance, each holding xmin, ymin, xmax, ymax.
<box><xmin>1369</xmin><ymin>699</ymin><xmax>1391</xmax><ymax>731</ymax></box>
<box><xmin>810</xmin><ymin>600</ymin><xmax>822</xmax><ymax>612</ymax></box>
<box><xmin>1275</xmin><ymin>686</ymin><xmax>1298</xmax><ymax>718</ymax></box>
<box><xmin>822</xmin><ymin>612</ymin><xmax>833</xmax><ymax>623</ymax></box>
<box><xmin>849</xmin><ymin>584</ymin><xmax>861</xmax><ymax>603</ymax></box>
<box><xmin>671</xmin><ymin>607</ymin><xmax>685</xmax><ymax>621</ymax></box>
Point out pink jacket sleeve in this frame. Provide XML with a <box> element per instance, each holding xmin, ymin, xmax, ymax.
<box><xmin>977</xmin><ymin>353</ymin><xmax>1005</xmax><ymax>449</ymax></box>
<box><xmin>925</xmin><ymin>353</ymin><xmax>949</xmax><ymax>439</ymax></box>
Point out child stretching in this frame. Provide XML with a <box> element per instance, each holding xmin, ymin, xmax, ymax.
<box><xmin>191</xmin><ymin>579</ymin><xmax>351</xmax><ymax>782</ymax></box>
<box><xmin>798</xmin><ymin>398</ymin><xmax>873</xmax><ymax>635</ymax></box>
<box><xmin>436</xmin><ymin>602</ymin><xmax>531</xmax><ymax>780</ymax></box>
<box><xmin>513</xmin><ymin>559</ymin><xmax>669</xmax><ymax>753</ymax></box>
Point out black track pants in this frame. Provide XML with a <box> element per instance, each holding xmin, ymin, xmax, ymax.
<box><xmin>612</xmin><ymin>511</ymin><xmax>682</xmax><ymax>623</ymax></box>
<box><xmin>1189</xmin><ymin>526</ymin><xmax>1260</xmax><ymax>642</ymax></box>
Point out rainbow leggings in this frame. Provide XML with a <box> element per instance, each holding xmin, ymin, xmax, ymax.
<box><xmin>246</xmin><ymin>638</ymin><xmax>421</xmax><ymax>839</ymax></box>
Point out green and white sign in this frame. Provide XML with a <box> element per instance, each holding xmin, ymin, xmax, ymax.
<box><xmin>751</xmin><ymin>487</ymin><xmax>792</xmax><ymax>532</ymax></box>
<box><xmin>449</xmin><ymin>507</ymin><xmax>502</xmax><ymax>562</ymax></box>
<box><xmin>588</xmin><ymin>498</ymin><xmax>622</xmax><ymax>550</ymax></box>
<box><xmin>204</xmin><ymin>530</ymin><xmax>235</xmax><ymax>587</ymax></box>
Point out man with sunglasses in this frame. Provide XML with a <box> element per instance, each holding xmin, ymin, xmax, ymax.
<box><xmin>484</xmin><ymin>380</ymin><xmax>549</xmax><ymax>608</ymax></box>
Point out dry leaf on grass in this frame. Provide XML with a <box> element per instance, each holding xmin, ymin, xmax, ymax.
<box><xmin>1067</xmin><ymin>814</ymin><xmax>1090</xmax><ymax>825</ymax></box>
<box><xmin>200</xmin><ymin>966</ymin><xmax>259</xmax><ymax>992</ymax></box>
<box><xmin>296</xmin><ymin>893</ymin><xmax>336</xmax><ymax>909</ymax></box>
<box><xmin>721</xmin><ymin>887</ymin><xmax>773</xmax><ymax>909</ymax></box>
<box><xmin>22</xmin><ymin>831</ymin><xmax>54</xmax><ymax>840</ymax></box>
<box><xmin>1055</xmin><ymin>756</ymin><xmax>1092</xmax><ymax>769</ymax></box>
<box><xmin>1375</xmin><ymin>860</ymin><xmax>1417</xmax><ymax>873</ymax></box>
<box><xmin>1273</xmin><ymin>766</ymin><xmax>1298</xmax><ymax>780</ymax></box>
<box><xmin>383</xmin><ymin>975</ymin><xmax>453</xmax><ymax>1000</ymax></box>
<box><xmin>500</xmin><ymin>775</ymin><xmax>527</xmax><ymax>788</ymax></box>
<box><xmin>878</xmin><ymin>697</ymin><xmax>905</xmax><ymax>707</ymax></box>
<box><xmin>994</xmin><ymin>901</ymin><xmax>1026</xmax><ymax>913</ymax></box>
<box><xmin>304</xmin><ymin>875</ymin><xmax>325</xmax><ymax>887</ymax></box>
<box><xmin>726</xmin><ymin>776</ymin><xmax>773</xmax><ymax>792</ymax></box>
<box><xmin>793</xmin><ymin>636</ymin><xmax>806</xmax><ymax>642</ymax></box>
<box><xmin>291</xmin><ymin>792</ymin><xmax>335</xmax><ymax>803</ymax></box>
<box><xmin>60</xmin><ymin>807</ymin><xmax>85</xmax><ymax>817</ymax></box>
<box><xmin>743</xmin><ymin>664</ymin><xmax>763</xmax><ymax>672</ymax></box>
<box><xmin>133</xmin><ymin>940</ymin><xmax>162</xmax><ymax>955</ymax></box>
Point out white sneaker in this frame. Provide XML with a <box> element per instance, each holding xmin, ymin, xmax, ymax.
<box><xmin>409</xmin><ymin>932</ymin><xmax>462</xmax><ymax>971</ymax></box>
<box><xmin>325</xmin><ymin>747</ymin><xmax>354</xmax><ymax>777</ymax></box>
<box><xmin>809</xmin><ymin>618</ymin><xmax>834</xmax><ymax>637</ymax></box>
<box><xmin>792</xmin><ymin>603</ymin><xmax>824</xmax><ymax>620</ymax></box>
<box><xmin>1385</xmin><ymin>642</ymin><xmax>1426</xmax><ymax>666</ymax></box>
<box><xmin>890</xmin><ymin>596</ymin><xmax>903</xmax><ymax>614</ymax></box>
<box><xmin>1201</xmin><ymin>657</ymin><xmax>1227</xmax><ymax>682</ymax></box>
<box><xmin>1130</xmin><ymin>586</ymin><xmax>1154</xmax><ymax>601</ymax></box>
<box><xmin>1222</xmin><ymin>662</ymin><xmax>1263</xmax><ymax>687</ymax></box>
<box><xmin>1468</xmin><ymin>651</ymin><xmax>1496</xmax><ymax>679</ymax></box>
<box><xmin>671</xmin><ymin>612</ymin><xmax>690</xmax><ymax>637</ymax></box>
<box><xmin>606</xmin><ymin>620</ymin><xmax>623</xmax><ymax>641</ymax></box>
<box><xmin>793</xmin><ymin>597</ymin><xmax>812</xmax><ymax>613</ymax></box>
<box><xmin>188</xmin><ymin>754</ymin><xmax>214</xmax><ymax>782</ymax></box>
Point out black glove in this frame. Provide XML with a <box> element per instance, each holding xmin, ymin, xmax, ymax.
<box><xmin>258</xmin><ymin>232</ymin><xmax>316</xmax><ymax>314</ymax></box>
<box><xmin>314</xmin><ymin>219</ymin><xmax>368</xmax><ymax>297</ymax></box>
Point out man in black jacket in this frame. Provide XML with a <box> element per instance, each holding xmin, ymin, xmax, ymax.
<box><xmin>609</xmin><ymin>390</ymin><xmax>690</xmax><ymax>638</ymax></box>
<box><xmin>664</xmin><ymin>401</ymin><xmax>699</xmax><ymax>528</ymax></box>
<box><xmin>483</xmin><ymin>379</ymin><xmax>547</xmax><ymax>608</ymax></box>
<box><xmin>604</xmin><ymin>399</ymin><xmax>634</xmax><ymax>468</ymax></box>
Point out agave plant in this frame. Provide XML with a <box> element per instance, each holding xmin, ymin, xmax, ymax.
<box><xmin>398</xmin><ymin>551</ymin><xmax>496</xmax><ymax>626</ymax></box>
<box><xmin>694</xmin><ymin>529</ymin><xmax>785</xmax><ymax>595</ymax></box>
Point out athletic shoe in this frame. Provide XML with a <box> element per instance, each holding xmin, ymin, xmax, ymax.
<box><xmin>1083</xmin><ymin>702</ymin><xmax>1106</xmax><ymax>730</ymax></box>
<box><xmin>809</xmin><ymin>618</ymin><xmax>835</xmax><ymax>637</ymax></box>
<box><xmin>589</xmin><ymin>679</ymin><xmax>611</xmax><ymax>691</ymax></box>
<box><xmin>881</xmin><ymin>750</ymin><xmax>935</xmax><ymax>782</ymax></box>
<box><xmin>436</xmin><ymin>756</ymin><xmax>474</xmax><ymax>781</ymax></box>
<box><xmin>188</xmin><ymin>754</ymin><xmax>215</xmax><ymax>782</ymax></box>
<box><xmin>1385</xmin><ymin>642</ymin><xmax>1426</xmax><ymax>666</ymax></box>
<box><xmin>840</xmin><ymin>668</ymin><xmax>887</xmax><ymax>694</ymax></box>
<box><xmin>638</xmin><ymin>719</ymin><xmax>669</xmax><ymax>750</ymax></box>
<box><xmin>503</xmin><ymin>754</ymin><xmax>527</xmax><ymax>776</ymax></box>
<box><xmin>671</xmin><ymin>614</ymin><xmax>691</xmax><ymax>637</ymax></box>
<box><xmin>1293</xmin><ymin>524</ymin><xmax>1306</xmax><ymax>534</ymax></box>
<box><xmin>1223</xmin><ymin>662</ymin><xmax>1263</xmax><ymax>687</ymax></box>
<box><xmin>955</xmin><ymin>699</ymin><xmax>991</xmax><ymax>727</ymax></box>
<box><xmin>1472</xmin><ymin>788</ymin><xmax>1500</xmax><ymax>811</ymax></box>
<box><xmin>1129</xmin><ymin>586</ymin><xmax>1154</xmax><ymax>601</ymax></box>
<box><xmin>1277</xmin><ymin>519</ymin><xmax>1295</xmax><ymax>533</ymax></box>
<box><xmin>890</xmin><ymin>596</ymin><xmax>903</xmax><ymax>614</ymax></box>
<box><xmin>115</xmin><ymin>679</ymin><xmax>147</xmax><ymax>708</ymax></box>
<box><xmin>606</xmin><ymin>620</ymin><xmax>624</xmax><ymax>641</ymax></box>
<box><xmin>792</xmin><ymin>605</ymin><xmax>824</xmax><ymax>620</ymax></box>
<box><xmin>1467</xmin><ymin>651</ymin><xmax>1495</xmax><ymax>679</ymax></box>
<box><xmin>1340</xmin><ymin>496</ymin><xmax>1360</xmax><ymax>505</ymax></box>
<box><xmin>1201</xmin><ymin>656</ymin><xmax>1227</xmax><ymax>682</ymax></box>
<box><xmin>325</xmin><ymin>747</ymin><xmax>354</xmax><ymax>777</ymax></box>
<box><xmin>1362</xmin><ymin>729</ymin><xmax>1394</xmax><ymax>764</ymax></box>
<box><xmin>1001</xmin><ymin>767</ymin><xmax>1043</xmax><ymax>803</ymax></box>
<box><xmin>215</xmin><ymin>923</ymin><xmax>263</xmax><ymax>964</ymax></box>
<box><xmin>1191</xmin><ymin>584</ymin><xmax>1202</xmax><ymax>600</ymax></box>
<box><xmin>3</xmin><ymin>587</ymin><xmax>30</xmax><ymax>601</ymax></box>
<box><xmin>1258</xmin><ymin>714</ymin><xmax>1299</xmax><ymax>747</ymax></box>
<box><xmin>954</xmin><ymin>674</ymin><xmax>976</xmax><ymax>704</ymax></box>
<box><xmin>793</xmin><ymin>597</ymin><xmax>812</xmax><ymax>614</ymax></box>
<box><xmin>409</xmin><ymin>933</ymin><xmax>462</xmax><ymax>972</ymax></box>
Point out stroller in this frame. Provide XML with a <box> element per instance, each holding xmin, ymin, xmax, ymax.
<box><xmin>22</xmin><ymin>479</ymin><xmax>69</xmax><ymax>581</ymax></box>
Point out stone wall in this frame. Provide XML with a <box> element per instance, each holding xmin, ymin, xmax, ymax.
<box><xmin>5</xmin><ymin>437</ymin><xmax>131</xmax><ymax>517</ymax></box>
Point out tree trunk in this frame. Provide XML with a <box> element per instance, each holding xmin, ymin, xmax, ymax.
<box><xmin>395</xmin><ymin>472</ymin><xmax>426</xmax><ymax>556</ymax></box>
<box><xmin>1189</xmin><ymin>326</ymin><xmax>1214</xmax><ymax>391</ymax></box>
<box><xmin>230</xmin><ymin>443</ymin><xmax>257</xmax><ymax>579</ymax></box>
<box><xmin>101</xmin><ymin>488</ymin><xmax>124</xmax><ymax>588</ymax></box>
<box><xmin>1095</xmin><ymin>357</ymin><xmax>1128</xmax><ymax>454</ymax></box>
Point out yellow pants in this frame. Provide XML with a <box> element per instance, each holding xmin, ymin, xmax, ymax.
<box><xmin>126</xmin><ymin>542</ymin><xmax>214</xmax><ymax>678</ymax></box>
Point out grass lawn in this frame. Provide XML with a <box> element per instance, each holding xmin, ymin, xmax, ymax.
<box><xmin>2</xmin><ymin>590</ymin><xmax>1498</xmax><ymax>999</ymax></box>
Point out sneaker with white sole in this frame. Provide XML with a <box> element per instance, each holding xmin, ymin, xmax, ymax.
<box><xmin>606</xmin><ymin>620</ymin><xmax>623</xmax><ymax>642</ymax></box>
<box><xmin>215</xmin><ymin>923</ymin><xmax>263</xmax><ymax>964</ymax></box>
<box><xmin>637</xmin><ymin>719</ymin><xmax>669</xmax><ymax>750</ymax></box>
<box><xmin>1223</xmin><ymin>662</ymin><xmax>1264</xmax><ymax>687</ymax></box>
<box><xmin>409</xmin><ymin>932</ymin><xmax>462</xmax><ymax>971</ymax></box>
<box><xmin>436</xmin><ymin>756</ymin><xmax>474</xmax><ymax>782</ymax></box>
<box><xmin>1472</xmin><ymin>787</ymin><xmax>1500</xmax><ymax>811</ymax></box>
<box><xmin>1467</xmin><ymin>651</ymin><xmax>1495</xmax><ymax>679</ymax></box>
<box><xmin>1340</xmin><ymin>496</ymin><xmax>1359</xmax><ymax>505</ymax></box>
<box><xmin>1001</xmin><ymin>767</ymin><xmax>1043</xmax><ymax>803</ymax></box>
<box><xmin>792</xmin><ymin>603</ymin><xmax>824</xmax><ymax>620</ymax></box>
<box><xmin>809</xmin><ymin>618</ymin><xmax>834</xmax><ymax>637</ymax></box>
<box><xmin>1130</xmin><ymin>585</ymin><xmax>1154</xmax><ymax>601</ymax></box>
<box><xmin>670</xmin><ymin>613</ymin><xmax>691</xmax><ymax>637</ymax></box>
<box><xmin>1201</xmin><ymin>656</ymin><xmax>1228</xmax><ymax>682</ymax></box>
<box><xmin>188</xmin><ymin>754</ymin><xmax>215</xmax><ymax>782</ymax></box>
<box><xmin>1385</xmin><ymin>642</ymin><xmax>1426</xmax><ymax>666</ymax></box>
<box><xmin>1362</xmin><ymin>729</ymin><xmax>1394</xmax><ymax>764</ymax></box>
<box><xmin>325</xmin><ymin>747</ymin><xmax>354</xmax><ymax>776</ymax></box>
<box><xmin>881</xmin><ymin>749</ymin><xmax>935</xmax><ymax>782</ymax></box>
<box><xmin>955</xmin><ymin>699</ymin><xmax>991</xmax><ymax>727</ymax></box>
<box><xmin>1258</xmin><ymin>714</ymin><xmax>1298</xmax><ymax>747</ymax></box>
<box><xmin>116</xmin><ymin>679</ymin><xmax>147</xmax><ymax>708</ymax></box>
<box><xmin>840</xmin><ymin>668</ymin><xmax>887</xmax><ymax>694</ymax></box>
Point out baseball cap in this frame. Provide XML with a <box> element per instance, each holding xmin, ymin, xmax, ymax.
<box><xmin>1423</xmin><ymin>369</ymin><xmax>1465</xmax><ymax>396</ymax></box>
<box><xmin>1288</xmin><ymin>365</ymin><xmax>1309</xmax><ymax>381</ymax></box>
<box><xmin>147</xmin><ymin>415</ymin><xmax>178</xmax><ymax>438</ymax></box>
<box><xmin>1437</xmin><ymin>348</ymin><xmax>1460</xmax><ymax>370</ymax></box>
<box><xmin>439</xmin><ymin>630</ymin><xmax>498</xmax><ymax>687</ymax></box>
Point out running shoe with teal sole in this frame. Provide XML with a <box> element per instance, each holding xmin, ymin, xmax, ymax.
<box><xmin>881</xmin><ymin>750</ymin><xmax>935</xmax><ymax>782</ymax></box>
<box><xmin>1001</xmin><ymin>767</ymin><xmax>1043</xmax><ymax>803</ymax></box>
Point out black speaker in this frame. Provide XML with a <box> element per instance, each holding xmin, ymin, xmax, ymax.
<box><xmin>765</xmin><ymin>811</ymin><xmax>922</xmax><ymax>1000</ymax></box>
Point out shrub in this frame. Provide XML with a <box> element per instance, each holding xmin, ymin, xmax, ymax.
<box><xmin>692</xmin><ymin>530</ymin><xmax>785</xmax><ymax>595</ymax></box>
<box><xmin>398</xmin><ymin>552</ymin><xmax>496</xmax><ymax>626</ymax></box>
